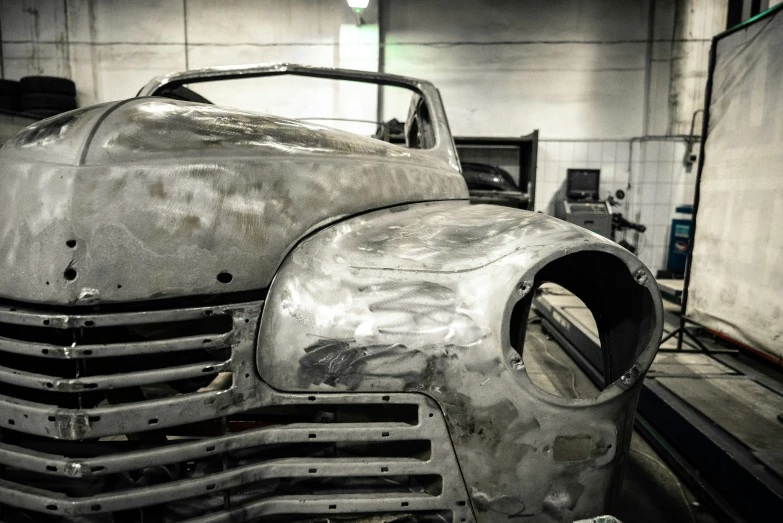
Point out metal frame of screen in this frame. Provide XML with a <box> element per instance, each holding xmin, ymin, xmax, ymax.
<box><xmin>664</xmin><ymin>2</ymin><xmax>783</xmax><ymax>360</ymax></box>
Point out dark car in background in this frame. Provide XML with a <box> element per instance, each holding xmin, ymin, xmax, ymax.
<box><xmin>460</xmin><ymin>161</ymin><xmax>529</xmax><ymax>209</ymax></box>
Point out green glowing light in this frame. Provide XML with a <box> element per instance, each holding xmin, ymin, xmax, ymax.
<box><xmin>347</xmin><ymin>0</ymin><xmax>370</xmax><ymax>10</ymax></box>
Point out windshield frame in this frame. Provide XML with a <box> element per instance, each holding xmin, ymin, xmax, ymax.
<box><xmin>138</xmin><ymin>63</ymin><xmax>459</xmax><ymax>171</ymax></box>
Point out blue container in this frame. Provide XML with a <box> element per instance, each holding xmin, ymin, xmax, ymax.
<box><xmin>667</xmin><ymin>205</ymin><xmax>693</xmax><ymax>274</ymax></box>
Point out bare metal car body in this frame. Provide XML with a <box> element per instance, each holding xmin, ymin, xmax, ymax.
<box><xmin>0</xmin><ymin>64</ymin><xmax>662</xmax><ymax>522</ymax></box>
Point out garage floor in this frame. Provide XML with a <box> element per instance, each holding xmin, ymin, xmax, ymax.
<box><xmin>522</xmin><ymin>319</ymin><xmax>719</xmax><ymax>523</ymax></box>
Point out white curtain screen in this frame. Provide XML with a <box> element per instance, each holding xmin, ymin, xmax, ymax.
<box><xmin>686</xmin><ymin>8</ymin><xmax>783</xmax><ymax>361</ymax></box>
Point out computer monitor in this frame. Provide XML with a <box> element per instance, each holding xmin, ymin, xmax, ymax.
<box><xmin>566</xmin><ymin>169</ymin><xmax>600</xmax><ymax>200</ymax></box>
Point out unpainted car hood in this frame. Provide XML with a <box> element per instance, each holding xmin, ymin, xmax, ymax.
<box><xmin>0</xmin><ymin>98</ymin><xmax>467</xmax><ymax>305</ymax></box>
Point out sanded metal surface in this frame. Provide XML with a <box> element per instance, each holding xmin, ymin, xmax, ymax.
<box><xmin>535</xmin><ymin>282</ymin><xmax>783</xmax><ymax>521</ymax></box>
<box><xmin>0</xmin><ymin>299</ymin><xmax>472</xmax><ymax>519</ymax></box>
<box><xmin>0</xmin><ymin>67</ymin><xmax>467</xmax><ymax>306</ymax></box>
<box><xmin>259</xmin><ymin>202</ymin><xmax>663</xmax><ymax>521</ymax></box>
<box><xmin>139</xmin><ymin>63</ymin><xmax>461</xmax><ymax>172</ymax></box>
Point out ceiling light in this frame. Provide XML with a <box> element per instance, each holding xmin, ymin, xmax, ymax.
<box><xmin>347</xmin><ymin>0</ymin><xmax>370</xmax><ymax>12</ymax></box>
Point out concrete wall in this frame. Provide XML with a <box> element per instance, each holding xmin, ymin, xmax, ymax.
<box><xmin>384</xmin><ymin>0</ymin><xmax>652</xmax><ymax>138</ymax></box>
<box><xmin>0</xmin><ymin>0</ymin><xmax>378</xmax><ymax>107</ymax></box>
<box><xmin>667</xmin><ymin>0</ymin><xmax>727</xmax><ymax>135</ymax></box>
<box><xmin>1</xmin><ymin>0</ymin><xmax>725</xmax><ymax>139</ymax></box>
<box><xmin>383</xmin><ymin>0</ymin><xmax>725</xmax><ymax>139</ymax></box>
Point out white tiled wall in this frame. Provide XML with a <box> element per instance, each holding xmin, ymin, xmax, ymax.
<box><xmin>628</xmin><ymin>139</ymin><xmax>699</xmax><ymax>274</ymax></box>
<box><xmin>536</xmin><ymin>138</ymin><xmax>699</xmax><ymax>276</ymax></box>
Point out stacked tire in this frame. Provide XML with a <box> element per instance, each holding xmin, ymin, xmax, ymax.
<box><xmin>19</xmin><ymin>76</ymin><xmax>77</xmax><ymax>119</ymax></box>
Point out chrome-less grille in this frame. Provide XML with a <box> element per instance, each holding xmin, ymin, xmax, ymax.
<box><xmin>0</xmin><ymin>301</ymin><xmax>473</xmax><ymax>522</ymax></box>
<box><xmin>0</xmin><ymin>302</ymin><xmax>252</xmax><ymax>440</ymax></box>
